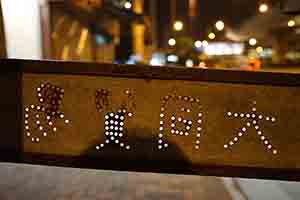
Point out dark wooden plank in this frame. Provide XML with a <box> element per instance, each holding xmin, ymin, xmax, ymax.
<box><xmin>20</xmin><ymin>153</ymin><xmax>300</xmax><ymax>181</ymax></box>
<box><xmin>1</xmin><ymin>58</ymin><xmax>300</xmax><ymax>86</ymax></box>
<box><xmin>2</xmin><ymin>58</ymin><xmax>300</xmax><ymax>181</ymax></box>
<box><xmin>0</xmin><ymin>69</ymin><xmax>22</xmax><ymax>162</ymax></box>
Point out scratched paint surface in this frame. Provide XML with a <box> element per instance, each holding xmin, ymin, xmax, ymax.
<box><xmin>22</xmin><ymin>73</ymin><xmax>300</xmax><ymax>169</ymax></box>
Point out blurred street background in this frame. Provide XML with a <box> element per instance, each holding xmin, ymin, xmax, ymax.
<box><xmin>1</xmin><ymin>0</ymin><xmax>300</xmax><ymax>199</ymax></box>
<box><xmin>1</xmin><ymin>0</ymin><xmax>300</xmax><ymax>72</ymax></box>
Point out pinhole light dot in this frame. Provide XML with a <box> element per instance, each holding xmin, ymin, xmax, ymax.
<box><xmin>271</xmin><ymin>117</ymin><xmax>276</xmax><ymax>122</ymax></box>
<box><xmin>257</xmin><ymin>131</ymin><xmax>262</xmax><ymax>135</ymax></box>
<box><xmin>264</xmin><ymin>140</ymin><xmax>268</xmax><ymax>144</ymax></box>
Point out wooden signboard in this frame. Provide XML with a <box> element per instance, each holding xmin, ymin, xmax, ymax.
<box><xmin>1</xmin><ymin>59</ymin><xmax>300</xmax><ymax>181</ymax></box>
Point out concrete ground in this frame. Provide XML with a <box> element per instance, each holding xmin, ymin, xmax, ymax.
<box><xmin>0</xmin><ymin>163</ymin><xmax>233</xmax><ymax>200</ymax></box>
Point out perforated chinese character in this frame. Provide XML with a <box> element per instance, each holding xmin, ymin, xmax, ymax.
<box><xmin>95</xmin><ymin>89</ymin><xmax>135</xmax><ymax>151</ymax></box>
<box><xmin>24</xmin><ymin>83</ymin><xmax>70</xmax><ymax>143</ymax></box>
<box><xmin>224</xmin><ymin>101</ymin><xmax>278</xmax><ymax>155</ymax></box>
<box><xmin>158</xmin><ymin>94</ymin><xmax>204</xmax><ymax>150</ymax></box>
